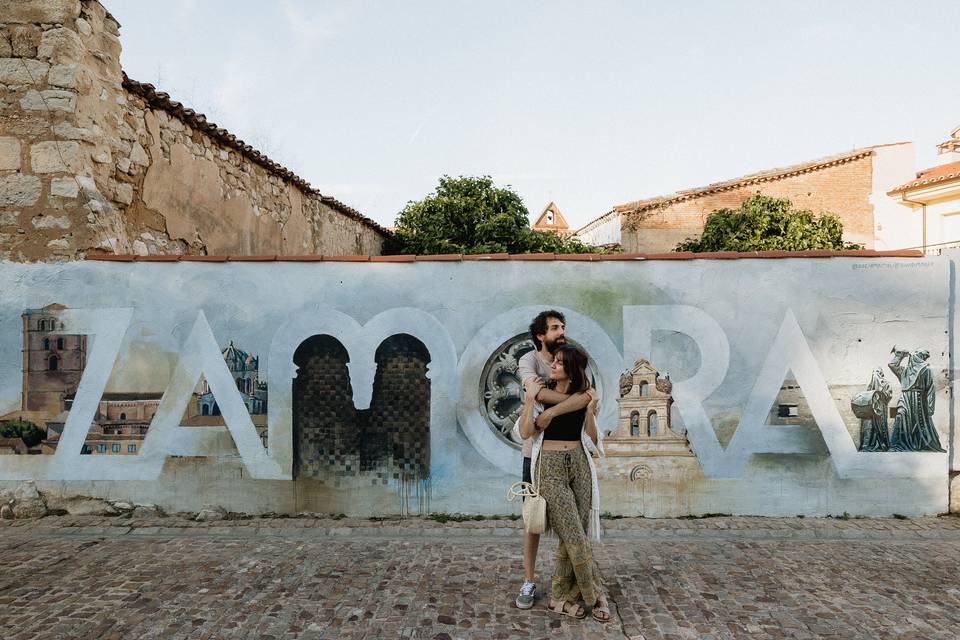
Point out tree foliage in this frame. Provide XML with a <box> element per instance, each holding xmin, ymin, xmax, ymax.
<box><xmin>386</xmin><ymin>176</ymin><xmax>603</xmax><ymax>255</ymax></box>
<box><xmin>0</xmin><ymin>419</ymin><xmax>44</xmax><ymax>448</ymax></box>
<box><xmin>675</xmin><ymin>195</ymin><xmax>864</xmax><ymax>253</ymax></box>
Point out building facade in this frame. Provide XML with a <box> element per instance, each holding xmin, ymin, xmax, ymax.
<box><xmin>577</xmin><ymin>144</ymin><xmax>914</xmax><ymax>253</ymax></box>
<box><xmin>887</xmin><ymin>126</ymin><xmax>960</xmax><ymax>255</ymax></box>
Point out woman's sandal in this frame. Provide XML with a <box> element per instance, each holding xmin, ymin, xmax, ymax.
<box><xmin>549</xmin><ymin>599</ymin><xmax>586</xmax><ymax>619</ymax></box>
<box><xmin>591</xmin><ymin>595</ymin><xmax>611</xmax><ymax>623</ymax></box>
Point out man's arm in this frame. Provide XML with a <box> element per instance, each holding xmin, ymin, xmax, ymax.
<box><xmin>536</xmin><ymin>390</ymin><xmax>590</xmax><ymax>429</ymax></box>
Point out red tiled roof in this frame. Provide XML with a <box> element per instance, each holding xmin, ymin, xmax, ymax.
<box><xmin>121</xmin><ymin>74</ymin><xmax>390</xmax><ymax>237</ymax></box>
<box><xmin>577</xmin><ymin>144</ymin><xmax>909</xmax><ymax>235</ymax></box>
<box><xmin>887</xmin><ymin>160</ymin><xmax>960</xmax><ymax>195</ymax></box>
<box><xmin>85</xmin><ymin>249</ymin><xmax>924</xmax><ymax>263</ymax></box>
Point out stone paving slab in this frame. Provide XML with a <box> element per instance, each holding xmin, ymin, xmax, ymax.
<box><xmin>1</xmin><ymin>516</ymin><xmax>960</xmax><ymax>639</ymax></box>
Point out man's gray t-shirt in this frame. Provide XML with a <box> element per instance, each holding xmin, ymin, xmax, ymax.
<box><xmin>517</xmin><ymin>349</ymin><xmax>553</xmax><ymax>458</ymax></box>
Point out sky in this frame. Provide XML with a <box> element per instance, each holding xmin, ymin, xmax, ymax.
<box><xmin>110</xmin><ymin>1</ymin><xmax>960</xmax><ymax>230</ymax></box>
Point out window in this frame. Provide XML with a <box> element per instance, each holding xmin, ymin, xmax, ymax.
<box><xmin>119</xmin><ymin>412</ymin><xmax>126</xmax><ymax>420</ymax></box>
<box><xmin>96</xmin><ymin>443</ymin><xmax>106</xmax><ymax>453</ymax></box>
<box><xmin>48</xmin><ymin>355</ymin><xmax>59</xmax><ymax>371</ymax></box>
<box><xmin>111</xmin><ymin>443</ymin><xmax>120</xmax><ymax>453</ymax></box>
<box><xmin>43</xmin><ymin>338</ymin><xmax>50</xmax><ymax>350</ymax></box>
<box><xmin>546</xmin><ymin>212</ymin><xmax>554</xmax><ymax>224</ymax></box>
<box><xmin>237</xmin><ymin>378</ymin><xmax>245</xmax><ymax>393</ymax></box>
<box><xmin>38</xmin><ymin>319</ymin><xmax>46</xmax><ymax>331</ymax></box>
<box><xmin>212</xmin><ymin>403</ymin><xmax>221</xmax><ymax>416</ymax></box>
<box><xmin>81</xmin><ymin>445</ymin><xmax>91</xmax><ymax>454</ymax></box>
<box><xmin>57</xmin><ymin>337</ymin><xmax>64</xmax><ymax>350</ymax></box>
<box><xmin>630</xmin><ymin>411</ymin><xmax>640</xmax><ymax>437</ymax></box>
<box><xmin>128</xmin><ymin>444</ymin><xmax>136</xmax><ymax>453</ymax></box>
<box><xmin>639</xmin><ymin>382</ymin><xmax>649</xmax><ymax>397</ymax></box>
<box><xmin>647</xmin><ymin>412</ymin><xmax>658</xmax><ymax>437</ymax></box>
<box><xmin>201</xmin><ymin>404</ymin><xmax>209</xmax><ymax>416</ymax></box>
<box><xmin>778</xmin><ymin>404</ymin><xmax>799</xmax><ymax>418</ymax></box>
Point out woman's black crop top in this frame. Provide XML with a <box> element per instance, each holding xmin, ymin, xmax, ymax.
<box><xmin>542</xmin><ymin>407</ymin><xmax>587</xmax><ymax>441</ymax></box>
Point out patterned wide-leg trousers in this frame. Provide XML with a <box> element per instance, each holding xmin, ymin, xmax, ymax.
<box><xmin>537</xmin><ymin>447</ymin><xmax>602</xmax><ymax>606</ymax></box>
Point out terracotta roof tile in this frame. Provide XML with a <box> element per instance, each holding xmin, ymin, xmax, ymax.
<box><xmin>121</xmin><ymin>74</ymin><xmax>390</xmax><ymax>237</ymax></box>
<box><xmin>888</xmin><ymin>160</ymin><xmax>960</xmax><ymax>195</ymax></box>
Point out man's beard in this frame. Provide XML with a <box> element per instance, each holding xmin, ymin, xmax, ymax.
<box><xmin>544</xmin><ymin>337</ymin><xmax>566</xmax><ymax>353</ymax></box>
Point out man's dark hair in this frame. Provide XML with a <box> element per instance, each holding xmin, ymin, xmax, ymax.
<box><xmin>529</xmin><ymin>309</ymin><xmax>566</xmax><ymax>350</ymax></box>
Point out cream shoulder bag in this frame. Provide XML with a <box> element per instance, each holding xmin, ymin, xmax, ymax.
<box><xmin>507</xmin><ymin>456</ymin><xmax>547</xmax><ymax>534</ymax></box>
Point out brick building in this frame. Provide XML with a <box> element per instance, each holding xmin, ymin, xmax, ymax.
<box><xmin>576</xmin><ymin>143</ymin><xmax>914</xmax><ymax>253</ymax></box>
<box><xmin>531</xmin><ymin>201</ymin><xmax>572</xmax><ymax>237</ymax></box>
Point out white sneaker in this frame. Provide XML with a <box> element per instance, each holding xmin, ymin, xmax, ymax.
<box><xmin>515</xmin><ymin>581</ymin><xmax>536</xmax><ymax>609</ymax></box>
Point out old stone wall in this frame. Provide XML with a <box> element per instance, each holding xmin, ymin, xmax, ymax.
<box><xmin>621</xmin><ymin>155</ymin><xmax>875</xmax><ymax>254</ymax></box>
<box><xmin>0</xmin><ymin>0</ymin><xmax>386</xmax><ymax>261</ymax></box>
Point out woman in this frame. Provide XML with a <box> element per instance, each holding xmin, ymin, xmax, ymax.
<box><xmin>519</xmin><ymin>344</ymin><xmax>609</xmax><ymax>622</ymax></box>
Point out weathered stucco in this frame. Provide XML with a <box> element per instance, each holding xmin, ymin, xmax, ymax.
<box><xmin>0</xmin><ymin>256</ymin><xmax>954</xmax><ymax>517</ymax></box>
<box><xmin>0</xmin><ymin>0</ymin><xmax>386</xmax><ymax>261</ymax></box>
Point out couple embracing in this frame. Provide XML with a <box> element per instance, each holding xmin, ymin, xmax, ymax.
<box><xmin>514</xmin><ymin>310</ymin><xmax>610</xmax><ymax>622</ymax></box>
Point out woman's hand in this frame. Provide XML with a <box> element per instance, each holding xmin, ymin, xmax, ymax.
<box><xmin>524</xmin><ymin>379</ymin><xmax>543</xmax><ymax>405</ymax></box>
<box><xmin>586</xmin><ymin>389</ymin><xmax>599</xmax><ymax>416</ymax></box>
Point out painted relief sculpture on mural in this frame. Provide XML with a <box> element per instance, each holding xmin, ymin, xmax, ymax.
<box><xmin>851</xmin><ymin>347</ymin><xmax>943</xmax><ymax>453</ymax></box>
<box><xmin>605</xmin><ymin>359</ymin><xmax>692</xmax><ymax>456</ymax></box>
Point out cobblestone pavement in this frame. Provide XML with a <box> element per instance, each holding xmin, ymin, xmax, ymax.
<box><xmin>3</xmin><ymin>515</ymin><xmax>960</xmax><ymax>639</ymax></box>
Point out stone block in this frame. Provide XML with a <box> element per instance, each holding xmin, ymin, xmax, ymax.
<box><xmin>10</xmin><ymin>24</ymin><xmax>41</xmax><ymax>57</ymax></box>
<box><xmin>13</xmin><ymin>480</ymin><xmax>41</xmax><ymax>502</ymax></box>
<box><xmin>0</xmin><ymin>58</ymin><xmax>49</xmax><ymax>84</ymax></box>
<box><xmin>51</xmin><ymin>121</ymin><xmax>94</xmax><ymax>141</ymax></box>
<box><xmin>30</xmin><ymin>140</ymin><xmax>81</xmax><ymax>173</ymax></box>
<box><xmin>47</xmin><ymin>63</ymin><xmax>77</xmax><ymax>88</ymax></box>
<box><xmin>114</xmin><ymin>181</ymin><xmax>133</xmax><ymax>204</ymax></box>
<box><xmin>196</xmin><ymin>504</ymin><xmax>227</xmax><ymax>522</ymax></box>
<box><xmin>31</xmin><ymin>214</ymin><xmax>70</xmax><ymax>229</ymax></box>
<box><xmin>12</xmin><ymin>500</ymin><xmax>46</xmax><ymax>519</ymax></box>
<box><xmin>46</xmin><ymin>238</ymin><xmax>69</xmax><ymax>250</ymax></box>
<box><xmin>0</xmin><ymin>34</ymin><xmax>12</xmax><ymax>58</ymax></box>
<box><xmin>4</xmin><ymin>0</ymin><xmax>82</xmax><ymax>24</ymax></box>
<box><xmin>0</xmin><ymin>212</ymin><xmax>19</xmax><ymax>226</ymax></box>
<box><xmin>37</xmin><ymin>27</ymin><xmax>83</xmax><ymax>64</ymax></box>
<box><xmin>129</xmin><ymin>142</ymin><xmax>149</xmax><ymax>166</ymax></box>
<box><xmin>44</xmin><ymin>494</ymin><xmax>119</xmax><ymax>516</ymax></box>
<box><xmin>50</xmin><ymin>176</ymin><xmax>78</xmax><ymax>197</ymax></box>
<box><xmin>75</xmin><ymin>17</ymin><xmax>92</xmax><ymax>37</ymax></box>
<box><xmin>0</xmin><ymin>137</ymin><xmax>21</xmax><ymax>170</ymax></box>
<box><xmin>0</xmin><ymin>174</ymin><xmax>41</xmax><ymax>206</ymax></box>
<box><xmin>20</xmin><ymin>88</ymin><xmax>75</xmax><ymax>112</ymax></box>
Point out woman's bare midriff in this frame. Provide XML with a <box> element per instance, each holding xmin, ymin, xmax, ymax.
<box><xmin>541</xmin><ymin>440</ymin><xmax>580</xmax><ymax>451</ymax></box>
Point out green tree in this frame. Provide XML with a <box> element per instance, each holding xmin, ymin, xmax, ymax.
<box><xmin>675</xmin><ymin>195</ymin><xmax>865</xmax><ymax>252</ymax></box>
<box><xmin>0</xmin><ymin>419</ymin><xmax>45</xmax><ymax>448</ymax></box>
<box><xmin>386</xmin><ymin>175</ymin><xmax>603</xmax><ymax>255</ymax></box>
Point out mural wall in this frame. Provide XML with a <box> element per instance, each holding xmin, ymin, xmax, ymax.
<box><xmin>0</xmin><ymin>257</ymin><xmax>953</xmax><ymax>516</ymax></box>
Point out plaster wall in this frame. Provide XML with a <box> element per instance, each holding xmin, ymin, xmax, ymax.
<box><xmin>872</xmin><ymin>144</ymin><xmax>920</xmax><ymax>250</ymax></box>
<box><xmin>0</xmin><ymin>256</ymin><xmax>953</xmax><ymax>517</ymax></box>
